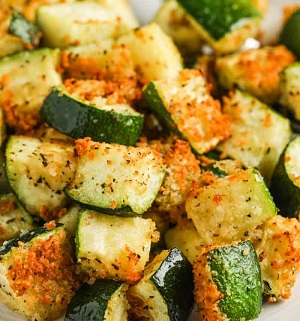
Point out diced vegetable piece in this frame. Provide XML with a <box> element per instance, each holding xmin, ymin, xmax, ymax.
<box><xmin>186</xmin><ymin>168</ymin><xmax>277</xmax><ymax>246</ymax></box>
<box><xmin>193</xmin><ymin>240</ymin><xmax>262</xmax><ymax>321</ymax></box>
<box><xmin>66</xmin><ymin>279</ymin><xmax>129</xmax><ymax>321</ymax></box>
<box><xmin>253</xmin><ymin>215</ymin><xmax>300</xmax><ymax>300</ymax></box>
<box><xmin>0</xmin><ymin>193</ymin><xmax>33</xmax><ymax>244</ymax></box>
<box><xmin>143</xmin><ymin>136</ymin><xmax>201</xmax><ymax>224</ymax></box>
<box><xmin>8</xmin><ymin>7</ymin><xmax>41</xmax><ymax>48</ymax></box>
<box><xmin>250</xmin><ymin>0</ymin><xmax>270</xmax><ymax>13</ymax></box>
<box><xmin>279</xmin><ymin>62</ymin><xmax>300</xmax><ymax>121</ymax></box>
<box><xmin>5</xmin><ymin>135</ymin><xmax>77</xmax><ymax>220</ymax></box>
<box><xmin>164</xmin><ymin>221</ymin><xmax>202</xmax><ymax>263</ymax></box>
<box><xmin>270</xmin><ymin>136</ymin><xmax>300</xmax><ymax>218</ymax></box>
<box><xmin>176</xmin><ymin>0</ymin><xmax>262</xmax><ymax>54</ymax></box>
<box><xmin>0</xmin><ymin>3</ymin><xmax>40</xmax><ymax>57</ymax></box>
<box><xmin>36</xmin><ymin>2</ymin><xmax>131</xmax><ymax>49</ymax></box>
<box><xmin>40</xmin><ymin>85</ymin><xmax>144</xmax><ymax>146</ymax></box>
<box><xmin>62</xmin><ymin>43</ymin><xmax>136</xmax><ymax>81</ymax></box>
<box><xmin>116</xmin><ymin>22</ymin><xmax>183</xmax><ymax>81</ymax></box>
<box><xmin>153</xmin><ymin>0</ymin><xmax>204</xmax><ymax>57</ymax></box>
<box><xmin>127</xmin><ymin>247</ymin><xmax>194</xmax><ymax>321</ymax></box>
<box><xmin>0</xmin><ymin>48</ymin><xmax>62</xmax><ymax>132</ymax></box>
<box><xmin>0</xmin><ymin>222</ymin><xmax>80</xmax><ymax>321</ymax></box>
<box><xmin>76</xmin><ymin>210</ymin><xmax>158</xmax><ymax>283</ymax></box>
<box><xmin>215</xmin><ymin>45</ymin><xmax>295</xmax><ymax>105</ymax></box>
<box><xmin>143</xmin><ymin>69</ymin><xmax>231</xmax><ymax>155</ymax></box>
<box><xmin>66</xmin><ymin>139</ymin><xmax>166</xmax><ymax>216</ymax></box>
<box><xmin>217</xmin><ymin>89</ymin><xmax>292</xmax><ymax>183</ymax></box>
<box><xmin>279</xmin><ymin>9</ymin><xmax>300</xmax><ymax>59</ymax></box>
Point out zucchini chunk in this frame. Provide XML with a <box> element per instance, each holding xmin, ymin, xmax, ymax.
<box><xmin>0</xmin><ymin>3</ymin><xmax>40</xmax><ymax>57</ymax></box>
<box><xmin>141</xmin><ymin>136</ymin><xmax>201</xmax><ymax>224</ymax></box>
<box><xmin>40</xmin><ymin>85</ymin><xmax>144</xmax><ymax>146</ymax></box>
<box><xmin>76</xmin><ymin>210</ymin><xmax>158</xmax><ymax>284</ymax></box>
<box><xmin>61</xmin><ymin>43</ymin><xmax>136</xmax><ymax>81</ymax></box>
<box><xmin>5</xmin><ymin>135</ymin><xmax>77</xmax><ymax>221</ymax></box>
<box><xmin>36</xmin><ymin>2</ymin><xmax>131</xmax><ymax>49</ymax></box>
<box><xmin>164</xmin><ymin>221</ymin><xmax>202</xmax><ymax>263</ymax></box>
<box><xmin>143</xmin><ymin>69</ymin><xmax>231</xmax><ymax>155</ymax></box>
<box><xmin>215</xmin><ymin>45</ymin><xmax>296</xmax><ymax>105</ymax></box>
<box><xmin>153</xmin><ymin>0</ymin><xmax>204</xmax><ymax>57</ymax></box>
<box><xmin>0</xmin><ymin>193</ymin><xmax>33</xmax><ymax>244</ymax></box>
<box><xmin>127</xmin><ymin>247</ymin><xmax>194</xmax><ymax>321</ymax></box>
<box><xmin>0</xmin><ymin>222</ymin><xmax>80</xmax><ymax>321</ymax></box>
<box><xmin>8</xmin><ymin>7</ymin><xmax>41</xmax><ymax>49</ymax></box>
<box><xmin>176</xmin><ymin>0</ymin><xmax>262</xmax><ymax>55</ymax></box>
<box><xmin>193</xmin><ymin>240</ymin><xmax>262</xmax><ymax>321</ymax></box>
<box><xmin>270</xmin><ymin>136</ymin><xmax>300</xmax><ymax>218</ymax></box>
<box><xmin>66</xmin><ymin>138</ymin><xmax>166</xmax><ymax>216</ymax></box>
<box><xmin>279</xmin><ymin>62</ymin><xmax>300</xmax><ymax>121</ymax></box>
<box><xmin>116</xmin><ymin>22</ymin><xmax>183</xmax><ymax>82</ymax></box>
<box><xmin>253</xmin><ymin>215</ymin><xmax>300</xmax><ymax>300</ymax></box>
<box><xmin>186</xmin><ymin>168</ymin><xmax>277</xmax><ymax>246</ymax></box>
<box><xmin>279</xmin><ymin>9</ymin><xmax>300</xmax><ymax>59</ymax></box>
<box><xmin>66</xmin><ymin>279</ymin><xmax>129</xmax><ymax>321</ymax></box>
<box><xmin>0</xmin><ymin>48</ymin><xmax>62</xmax><ymax>132</ymax></box>
<box><xmin>217</xmin><ymin>89</ymin><xmax>292</xmax><ymax>184</ymax></box>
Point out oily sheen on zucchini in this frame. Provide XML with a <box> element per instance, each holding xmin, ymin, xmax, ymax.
<box><xmin>66</xmin><ymin>279</ymin><xmax>129</xmax><ymax>321</ymax></box>
<box><xmin>127</xmin><ymin>247</ymin><xmax>194</xmax><ymax>321</ymax></box>
<box><xmin>270</xmin><ymin>136</ymin><xmax>300</xmax><ymax>218</ymax></box>
<box><xmin>193</xmin><ymin>240</ymin><xmax>262</xmax><ymax>321</ymax></box>
<box><xmin>40</xmin><ymin>86</ymin><xmax>144</xmax><ymax>146</ymax></box>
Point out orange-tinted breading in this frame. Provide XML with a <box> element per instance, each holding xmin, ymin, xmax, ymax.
<box><xmin>1</xmin><ymin>224</ymin><xmax>81</xmax><ymax>320</ymax></box>
<box><xmin>63</xmin><ymin>77</ymin><xmax>142</xmax><ymax>107</ymax></box>
<box><xmin>144</xmin><ymin>135</ymin><xmax>201</xmax><ymax>223</ymax></box>
<box><xmin>193</xmin><ymin>245</ymin><xmax>224</xmax><ymax>321</ymax></box>
<box><xmin>215</xmin><ymin>45</ymin><xmax>296</xmax><ymax>105</ymax></box>
<box><xmin>253</xmin><ymin>215</ymin><xmax>300</xmax><ymax>300</ymax></box>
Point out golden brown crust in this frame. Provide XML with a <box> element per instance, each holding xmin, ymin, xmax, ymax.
<box><xmin>193</xmin><ymin>245</ymin><xmax>225</xmax><ymax>321</ymax></box>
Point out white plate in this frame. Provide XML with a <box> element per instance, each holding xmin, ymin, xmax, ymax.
<box><xmin>1</xmin><ymin>1</ymin><xmax>300</xmax><ymax>320</ymax></box>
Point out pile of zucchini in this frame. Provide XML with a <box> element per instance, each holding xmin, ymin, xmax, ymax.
<box><xmin>0</xmin><ymin>1</ymin><xmax>300</xmax><ymax>321</ymax></box>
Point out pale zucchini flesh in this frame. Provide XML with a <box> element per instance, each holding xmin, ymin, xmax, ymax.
<box><xmin>66</xmin><ymin>140</ymin><xmax>166</xmax><ymax>215</ymax></box>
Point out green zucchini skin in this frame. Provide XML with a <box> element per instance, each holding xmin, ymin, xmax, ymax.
<box><xmin>270</xmin><ymin>136</ymin><xmax>300</xmax><ymax>218</ymax></box>
<box><xmin>66</xmin><ymin>279</ymin><xmax>125</xmax><ymax>321</ymax></box>
<box><xmin>208</xmin><ymin>241</ymin><xmax>262</xmax><ymax>320</ymax></box>
<box><xmin>8</xmin><ymin>9</ymin><xmax>41</xmax><ymax>47</ymax></box>
<box><xmin>128</xmin><ymin>247</ymin><xmax>194</xmax><ymax>321</ymax></box>
<box><xmin>40</xmin><ymin>87</ymin><xmax>144</xmax><ymax>146</ymax></box>
<box><xmin>151</xmin><ymin>247</ymin><xmax>194</xmax><ymax>321</ymax></box>
<box><xmin>176</xmin><ymin>0</ymin><xmax>261</xmax><ymax>40</ymax></box>
<box><xmin>0</xmin><ymin>223</ymin><xmax>63</xmax><ymax>259</ymax></box>
<box><xmin>279</xmin><ymin>9</ymin><xmax>300</xmax><ymax>60</ymax></box>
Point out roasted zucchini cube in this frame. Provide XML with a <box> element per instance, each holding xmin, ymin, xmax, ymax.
<box><xmin>0</xmin><ymin>222</ymin><xmax>80</xmax><ymax>321</ymax></box>
<box><xmin>186</xmin><ymin>168</ymin><xmax>277</xmax><ymax>246</ymax></box>
<box><xmin>252</xmin><ymin>215</ymin><xmax>300</xmax><ymax>300</ymax></box>
<box><xmin>66</xmin><ymin>138</ymin><xmax>166</xmax><ymax>216</ymax></box>
<box><xmin>143</xmin><ymin>69</ymin><xmax>231</xmax><ymax>155</ymax></box>
<box><xmin>127</xmin><ymin>247</ymin><xmax>194</xmax><ymax>321</ymax></box>
<box><xmin>193</xmin><ymin>240</ymin><xmax>263</xmax><ymax>321</ymax></box>
<box><xmin>217</xmin><ymin>89</ymin><xmax>291</xmax><ymax>183</ymax></box>
<box><xmin>75</xmin><ymin>210</ymin><xmax>158</xmax><ymax>284</ymax></box>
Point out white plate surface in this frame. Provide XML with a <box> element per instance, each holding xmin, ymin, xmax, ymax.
<box><xmin>1</xmin><ymin>1</ymin><xmax>300</xmax><ymax>320</ymax></box>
